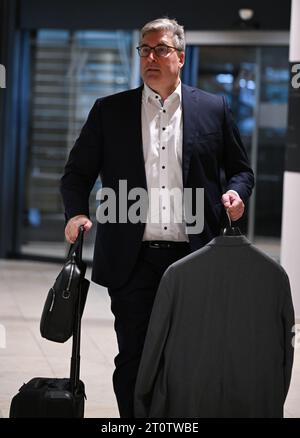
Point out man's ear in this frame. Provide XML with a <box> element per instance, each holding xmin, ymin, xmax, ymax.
<box><xmin>178</xmin><ymin>51</ymin><xmax>185</xmax><ymax>69</ymax></box>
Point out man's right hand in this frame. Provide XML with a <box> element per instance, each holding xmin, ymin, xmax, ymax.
<box><xmin>65</xmin><ymin>215</ymin><xmax>93</xmax><ymax>243</ymax></box>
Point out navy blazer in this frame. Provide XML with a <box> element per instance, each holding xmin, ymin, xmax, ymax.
<box><xmin>61</xmin><ymin>84</ymin><xmax>254</xmax><ymax>289</ymax></box>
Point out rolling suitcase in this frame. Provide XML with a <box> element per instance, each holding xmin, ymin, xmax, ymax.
<box><xmin>9</xmin><ymin>227</ymin><xmax>88</xmax><ymax>418</ymax></box>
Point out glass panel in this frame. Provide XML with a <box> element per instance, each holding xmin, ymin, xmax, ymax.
<box><xmin>196</xmin><ymin>45</ymin><xmax>289</xmax><ymax>258</ymax></box>
<box><xmin>255</xmin><ymin>46</ymin><xmax>289</xmax><ymax>238</ymax></box>
<box><xmin>196</xmin><ymin>46</ymin><xmax>257</xmax><ymax>234</ymax></box>
<box><xmin>21</xmin><ymin>30</ymin><xmax>134</xmax><ymax>260</ymax></box>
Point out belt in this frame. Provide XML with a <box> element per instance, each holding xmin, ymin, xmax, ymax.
<box><xmin>142</xmin><ymin>240</ymin><xmax>190</xmax><ymax>249</ymax></box>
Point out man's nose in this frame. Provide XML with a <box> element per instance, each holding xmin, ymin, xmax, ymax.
<box><xmin>147</xmin><ymin>49</ymin><xmax>157</xmax><ymax>61</ymax></box>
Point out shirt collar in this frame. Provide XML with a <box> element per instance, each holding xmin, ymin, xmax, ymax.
<box><xmin>143</xmin><ymin>81</ymin><xmax>182</xmax><ymax>105</ymax></box>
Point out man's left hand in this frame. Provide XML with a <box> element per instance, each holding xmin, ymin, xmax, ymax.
<box><xmin>221</xmin><ymin>191</ymin><xmax>245</xmax><ymax>222</ymax></box>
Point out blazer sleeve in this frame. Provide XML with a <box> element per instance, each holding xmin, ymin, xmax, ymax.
<box><xmin>221</xmin><ymin>96</ymin><xmax>255</xmax><ymax>202</ymax></box>
<box><xmin>134</xmin><ymin>268</ymin><xmax>174</xmax><ymax>418</ymax></box>
<box><xmin>60</xmin><ymin>99</ymin><xmax>103</xmax><ymax>221</ymax></box>
<box><xmin>281</xmin><ymin>270</ymin><xmax>295</xmax><ymax>400</ymax></box>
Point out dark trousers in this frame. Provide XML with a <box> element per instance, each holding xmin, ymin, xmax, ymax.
<box><xmin>108</xmin><ymin>242</ymin><xmax>190</xmax><ymax>418</ymax></box>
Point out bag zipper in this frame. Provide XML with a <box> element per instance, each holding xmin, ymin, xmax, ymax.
<box><xmin>63</xmin><ymin>260</ymin><xmax>75</xmax><ymax>299</ymax></box>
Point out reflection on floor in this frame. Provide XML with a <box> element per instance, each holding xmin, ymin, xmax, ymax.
<box><xmin>0</xmin><ymin>257</ymin><xmax>299</xmax><ymax>418</ymax></box>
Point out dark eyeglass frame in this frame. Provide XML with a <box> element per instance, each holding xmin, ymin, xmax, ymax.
<box><xmin>136</xmin><ymin>44</ymin><xmax>181</xmax><ymax>57</ymax></box>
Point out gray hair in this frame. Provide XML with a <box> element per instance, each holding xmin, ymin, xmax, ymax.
<box><xmin>140</xmin><ymin>18</ymin><xmax>185</xmax><ymax>51</ymax></box>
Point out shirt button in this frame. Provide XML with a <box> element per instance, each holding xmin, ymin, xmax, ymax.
<box><xmin>162</xmin><ymin>165</ymin><xmax>165</xmax><ymax>169</ymax></box>
<box><xmin>163</xmin><ymin>110</ymin><xmax>166</xmax><ymax>113</ymax></box>
<box><xmin>162</xmin><ymin>186</ymin><xmax>165</xmax><ymax>189</ymax></box>
<box><xmin>162</xmin><ymin>146</ymin><xmax>165</xmax><ymax>150</ymax></box>
<box><xmin>162</xmin><ymin>127</ymin><xmax>166</xmax><ymax>131</ymax></box>
<box><xmin>163</xmin><ymin>206</ymin><xmax>166</xmax><ymax>210</ymax></box>
<box><xmin>164</xmin><ymin>226</ymin><xmax>167</xmax><ymax>230</ymax></box>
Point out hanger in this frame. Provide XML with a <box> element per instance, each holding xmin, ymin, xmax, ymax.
<box><xmin>221</xmin><ymin>210</ymin><xmax>242</xmax><ymax>236</ymax></box>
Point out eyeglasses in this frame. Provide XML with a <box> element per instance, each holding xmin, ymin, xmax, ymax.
<box><xmin>136</xmin><ymin>44</ymin><xmax>180</xmax><ymax>58</ymax></box>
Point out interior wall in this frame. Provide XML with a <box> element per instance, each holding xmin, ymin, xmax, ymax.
<box><xmin>20</xmin><ymin>0</ymin><xmax>291</xmax><ymax>30</ymax></box>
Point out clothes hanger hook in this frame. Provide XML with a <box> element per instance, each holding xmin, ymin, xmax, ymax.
<box><xmin>226</xmin><ymin>209</ymin><xmax>232</xmax><ymax>228</ymax></box>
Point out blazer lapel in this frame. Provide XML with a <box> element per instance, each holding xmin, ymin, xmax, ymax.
<box><xmin>127</xmin><ymin>85</ymin><xmax>148</xmax><ymax>191</ymax></box>
<box><xmin>182</xmin><ymin>84</ymin><xmax>200</xmax><ymax>187</ymax></box>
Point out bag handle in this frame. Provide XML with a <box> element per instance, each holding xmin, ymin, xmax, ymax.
<box><xmin>67</xmin><ymin>225</ymin><xmax>85</xmax><ymax>262</ymax></box>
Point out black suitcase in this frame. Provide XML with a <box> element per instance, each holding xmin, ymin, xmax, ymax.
<box><xmin>9</xmin><ymin>378</ymin><xmax>85</xmax><ymax>418</ymax></box>
<box><xmin>9</xmin><ymin>227</ymin><xmax>88</xmax><ymax>418</ymax></box>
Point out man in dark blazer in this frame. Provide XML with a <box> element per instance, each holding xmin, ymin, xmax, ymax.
<box><xmin>134</xmin><ymin>234</ymin><xmax>295</xmax><ymax>418</ymax></box>
<box><xmin>60</xmin><ymin>18</ymin><xmax>254</xmax><ymax>417</ymax></box>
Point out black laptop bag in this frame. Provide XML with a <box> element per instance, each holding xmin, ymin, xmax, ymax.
<box><xmin>9</xmin><ymin>227</ymin><xmax>89</xmax><ymax>418</ymax></box>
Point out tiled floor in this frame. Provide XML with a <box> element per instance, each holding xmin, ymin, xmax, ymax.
<box><xmin>0</xmin><ymin>259</ymin><xmax>299</xmax><ymax>418</ymax></box>
<box><xmin>0</xmin><ymin>260</ymin><xmax>119</xmax><ymax>418</ymax></box>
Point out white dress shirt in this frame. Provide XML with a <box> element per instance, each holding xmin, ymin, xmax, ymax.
<box><xmin>141</xmin><ymin>82</ymin><xmax>188</xmax><ymax>242</ymax></box>
<box><xmin>141</xmin><ymin>82</ymin><xmax>240</xmax><ymax>242</ymax></box>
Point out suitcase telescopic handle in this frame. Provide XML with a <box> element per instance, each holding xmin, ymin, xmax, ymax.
<box><xmin>69</xmin><ymin>225</ymin><xmax>86</xmax><ymax>393</ymax></box>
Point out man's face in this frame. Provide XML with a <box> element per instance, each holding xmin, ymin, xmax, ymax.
<box><xmin>140</xmin><ymin>30</ymin><xmax>185</xmax><ymax>93</ymax></box>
